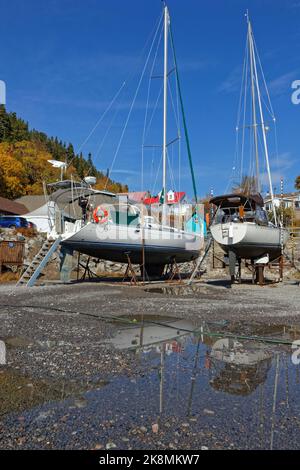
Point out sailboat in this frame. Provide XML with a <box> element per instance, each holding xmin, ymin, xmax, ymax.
<box><xmin>210</xmin><ymin>13</ymin><xmax>288</xmax><ymax>276</ymax></box>
<box><xmin>59</xmin><ymin>5</ymin><xmax>202</xmax><ymax>278</ymax></box>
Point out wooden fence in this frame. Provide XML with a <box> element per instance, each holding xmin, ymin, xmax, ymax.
<box><xmin>0</xmin><ymin>240</ymin><xmax>25</xmax><ymax>273</ymax></box>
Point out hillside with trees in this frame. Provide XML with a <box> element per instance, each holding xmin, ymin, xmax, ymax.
<box><xmin>0</xmin><ymin>105</ymin><xmax>128</xmax><ymax>199</ymax></box>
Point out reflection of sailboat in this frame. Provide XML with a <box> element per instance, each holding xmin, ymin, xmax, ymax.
<box><xmin>58</xmin><ymin>5</ymin><xmax>202</xmax><ymax>278</ymax></box>
<box><xmin>209</xmin><ymin>338</ymin><xmax>272</xmax><ymax>396</ymax></box>
<box><xmin>109</xmin><ymin>317</ymin><xmax>194</xmax><ymax>351</ymax></box>
<box><xmin>210</xmin><ymin>14</ymin><xmax>288</xmax><ymax>272</ymax></box>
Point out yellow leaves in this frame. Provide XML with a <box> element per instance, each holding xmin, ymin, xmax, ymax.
<box><xmin>0</xmin><ymin>146</ymin><xmax>27</xmax><ymax>198</ymax></box>
<box><xmin>0</xmin><ymin>140</ymin><xmax>61</xmax><ymax>198</ymax></box>
<box><xmin>0</xmin><ymin>139</ymin><xmax>128</xmax><ymax>199</ymax></box>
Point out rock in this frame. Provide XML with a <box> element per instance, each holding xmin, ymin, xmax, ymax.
<box><xmin>94</xmin><ymin>444</ymin><xmax>104</xmax><ymax>450</ymax></box>
<box><xmin>203</xmin><ymin>408</ymin><xmax>215</xmax><ymax>415</ymax></box>
<box><xmin>106</xmin><ymin>442</ymin><xmax>117</xmax><ymax>450</ymax></box>
<box><xmin>201</xmin><ymin>446</ymin><xmax>209</xmax><ymax>450</ymax></box>
<box><xmin>152</xmin><ymin>423</ymin><xmax>159</xmax><ymax>434</ymax></box>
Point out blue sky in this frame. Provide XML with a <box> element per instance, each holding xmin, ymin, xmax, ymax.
<box><xmin>0</xmin><ymin>0</ymin><xmax>299</xmax><ymax>198</ymax></box>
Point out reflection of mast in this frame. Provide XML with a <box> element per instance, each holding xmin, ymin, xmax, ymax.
<box><xmin>159</xmin><ymin>343</ymin><xmax>165</xmax><ymax>416</ymax></box>
<box><xmin>270</xmin><ymin>354</ymin><xmax>280</xmax><ymax>450</ymax></box>
<box><xmin>187</xmin><ymin>337</ymin><xmax>201</xmax><ymax>416</ymax></box>
<box><xmin>259</xmin><ymin>382</ymin><xmax>265</xmax><ymax>449</ymax></box>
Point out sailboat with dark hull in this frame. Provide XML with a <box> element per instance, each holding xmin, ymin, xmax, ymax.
<box><xmin>210</xmin><ymin>14</ymin><xmax>288</xmax><ymax>277</ymax></box>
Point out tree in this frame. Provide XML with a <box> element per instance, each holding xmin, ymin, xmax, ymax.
<box><xmin>0</xmin><ymin>105</ymin><xmax>11</xmax><ymax>141</ymax></box>
<box><xmin>295</xmin><ymin>175</ymin><xmax>300</xmax><ymax>190</ymax></box>
<box><xmin>0</xmin><ymin>106</ymin><xmax>128</xmax><ymax>198</ymax></box>
<box><xmin>87</xmin><ymin>152</ymin><xmax>97</xmax><ymax>177</ymax></box>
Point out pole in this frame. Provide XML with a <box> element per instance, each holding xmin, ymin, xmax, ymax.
<box><xmin>162</xmin><ymin>5</ymin><xmax>169</xmax><ymax>224</ymax></box>
<box><xmin>250</xmin><ymin>21</ymin><xmax>277</xmax><ymax>225</ymax></box>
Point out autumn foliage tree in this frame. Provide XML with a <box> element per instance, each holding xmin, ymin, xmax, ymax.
<box><xmin>0</xmin><ymin>105</ymin><xmax>128</xmax><ymax>199</ymax></box>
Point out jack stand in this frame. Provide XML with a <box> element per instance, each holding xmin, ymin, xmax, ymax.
<box><xmin>253</xmin><ymin>254</ymin><xmax>269</xmax><ymax>286</ymax></box>
<box><xmin>166</xmin><ymin>257</ymin><xmax>182</xmax><ymax>283</ymax></box>
<box><xmin>77</xmin><ymin>253</ymin><xmax>99</xmax><ymax>281</ymax></box>
<box><xmin>255</xmin><ymin>264</ymin><xmax>265</xmax><ymax>286</ymax></box>
<box><xmin>123</xmin><ymin>252</ymin><xmax>138</xmax><ymax>286</ymax></box>
<box><xmin>279</xmin><ymin>254</ymin><xmax>284</xmax><ymax>282</ymax></box>
<box><xmin>237</xmin><ymin>258</ymin><xmax>242</xmax><ymax>283</ymax></box>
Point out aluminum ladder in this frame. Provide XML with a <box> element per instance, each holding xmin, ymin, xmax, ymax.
<box><xmin>187</xmin><ymin>235</ymin><xmax>213</xmax><ymax>285</ymax></box>
<box><xmin>16</xmin><ymin>236</ymin><xmax>62</xmax><ymax>287</ymax></box>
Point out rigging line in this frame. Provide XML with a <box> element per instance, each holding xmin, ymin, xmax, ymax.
<box><xmin>144</xmin><ymin>83</ymin><xmax>164</xmax><ymax>138</ymax></box>
<box><xmin>235</xmin><ymin>34</ymin><xmax>249</xmax><ymax>184</ymax></box>
<box><xmin>240</xmin><ymin>37</ymin><xmax>249</xmax><ymax>183</ymax></box>
<box><xmin>167</xmin><ymin>79</ymin><xmax>181</xmax><ymax>137</ymax></box>
<box><xmin>75</xmin><ymin>81</ymin><xmax>125</xmax><ymax>159</ymax></box>
<box><xmin>252</xmin><ymin>35</ymin><xmax>276</xmax><ymax>119</ymax></box>
<box><xmin>104</xmin><ymin>13</ymin><xmax>164</xmax><ymax>190</ymax></box>
<box><xmin>169</xmin><ymin>33</ymin><xmax>182</xmax><ymax>194</ymax></box>
<box><xmin>94</xmin><ymin>103</ymin><xmax>121</xmax><ymax>162</ymax></box>
<box><xmin>169</xmin><ymin>24</ymin><xmax>198</xmax><ymax>203</ymax></box>
<box><xmin>69</xmin><ymin>10</ymin><xmax>164</xmax><ymax>175</ymax></box>
<box><xmin>151</xmin><ymin>150</ymin><xmax>163</xmax><ymax>197</ymax></box>
<box><xmin>167</xmin><ymin>148</ymin><xmax>176</xmax><ymax>193</ymax></box>
<box><xmin>175</xmin><ymin>58</ymin><xmax>181</xmax><ymax>194</ymax></box>
<box><xmin>141</xmin><ymin>21</ymin><xmax>164</xmax><ymax>192</ymax></box>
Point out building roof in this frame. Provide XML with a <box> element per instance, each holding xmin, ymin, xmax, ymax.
<box><xmin>144</xmin><ymin>191</ymin><xmax>186</xmax><ymax>205</ymax></box>
<box><xmin>15</xmin><ymin>195</ymin><xmax>49</xmax><ymax>212</ymax></box>
<box><xmin>0</xmin><ymin>196</ymin><xmax>28</xmax><ymax>215</ymax></box>
<box><xmin>264</xmin><ymin>191</ymin><xmax>300</xmax><ymax>202</ymax></box>
<box><xmin>118</xmin><ymin>192</ymin><xmax>148</xmax><ymax>203</ymax></box>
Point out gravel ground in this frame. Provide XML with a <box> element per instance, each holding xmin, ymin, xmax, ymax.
<box><xmin>0</xmin><ymin>279</ymin><xmax>300</xmax><ymax>449</ymax></box>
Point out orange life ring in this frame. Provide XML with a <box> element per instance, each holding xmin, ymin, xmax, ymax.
<box><xmin>93</xmin><ymin>206</ymin><xmax>109</xmax><ymax>224</ymax></box>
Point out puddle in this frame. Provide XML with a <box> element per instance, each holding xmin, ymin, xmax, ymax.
<box><xmin>144</xmin><ymin>283</ymin><xmax>226</xmax><ymax>296</ymax></box>
<box><xmin>1</xmin><ymin>320</ymin><xmax>300</xmax><ymax>449</ymax></box>
<box><xmin>1</xmin><ymin>336</ymin><xmax>32</xmax><ymax>349</ymax></box>
<box><xmin>0</xmin><ymin>367</ymin><xmax>109</xmax><ymax>418</ymax></box>
<box><xmin>110</xmin><ymin>317</ymin><xmax>195</xmax><ymax>350</ymax></box>
<box><xmin>144</xmin><ymin>285</ymin><xmax>204</xmax><ymax>296</ymax></box>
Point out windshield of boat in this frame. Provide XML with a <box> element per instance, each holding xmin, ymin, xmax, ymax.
<box><xmin>213</xmin><ymin>205</ymin><xmax>268</xmax><ymax>226</ymax></box>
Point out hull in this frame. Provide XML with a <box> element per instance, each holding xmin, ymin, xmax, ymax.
<box><xmin>210</xmin><ymin>222</ymin><xmax>289</xmax><ymax>261</ymax></box>
<box><xmin>61</xmin><ymin>222</ymin><xmax>202</xmax><ymax>266</ymax></box>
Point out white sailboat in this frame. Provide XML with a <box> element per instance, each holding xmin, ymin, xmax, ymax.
<box><xmin>59</xmin><ymin>5</ymin><xmax>203</xmax><ymax>278</ymax></box>
<box><xmin>210</xmin><ymin>14</ymin><xmax>288</xmax><ymax>277</ymax></box>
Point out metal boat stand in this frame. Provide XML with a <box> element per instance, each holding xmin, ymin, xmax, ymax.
<box><xmin>122</xmin><ymin>252</ymin><xmax>138</xmax><ymax>286</ymax></box>
<box><xmin>165</xmin><ymin>257</ymin><xmax>182</xmax><ymax>283</ymax></box>
<box><xmin>76</xmin><ymin>253</ymin><xmax>99</xmax><ymax>281</ymax></box>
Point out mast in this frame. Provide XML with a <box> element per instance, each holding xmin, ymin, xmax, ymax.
<box><xmin>162</xmin><ymin>4</ymin><xmax>169</xmax><ymax>222</ymax></box>
<box><xmin>248</xmin><ymin>17</ymin><xmax>277</xmax><ymax>225</ymax></box>
<box><xmin>247</xmin><ymin>17</ymin><xmax>260</xmax><ymax>193</ymax></box>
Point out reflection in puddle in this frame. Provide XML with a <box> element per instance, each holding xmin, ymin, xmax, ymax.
<box><xmin>104</xmin><ymin>320</ymin><xmax>300</xmax><ymax>449</ymax></box>
<box><xmin>0</xmin><ymin>368</ymin><xmax>109</xmax><ymax>418</ymax></box>
<box><xmin>1</xmin><ymin>320</ymin><xmax>300</xmax><ymax>449</ymax></box>
<box><xmin>144</xmin><ymin>285</ymin><xmax>205</xmax><ymax>296</ymax></box>
<box><xmin>110</xmin><ymin>316</ymin><xmax>195</xmax><ymax>350</ymax></box>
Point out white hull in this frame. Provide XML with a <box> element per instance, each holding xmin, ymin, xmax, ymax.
<box><xmin>61</xmin><ymin>222</ymin><xmax>203</xmax><ymax>270</ymax></box>
<box><xmin>210</xmin><ymin>221</ymin><xmax>288</xmax><ymax>261</ymax></box>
